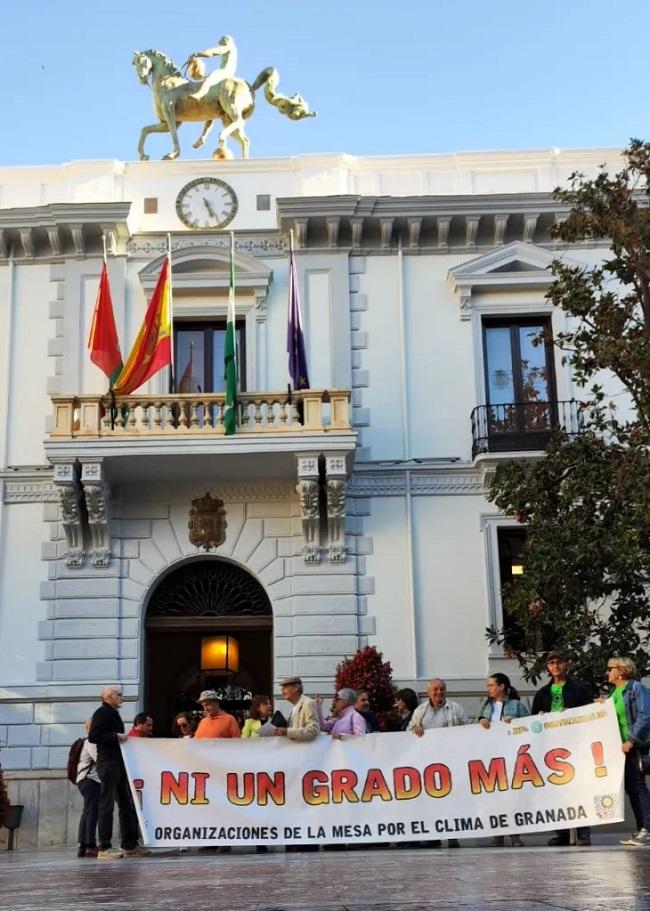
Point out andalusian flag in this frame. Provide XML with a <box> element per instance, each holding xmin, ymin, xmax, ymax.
<box><xmin>112</xmin><ymin>257</ymin><xmax>172</xmax><ymax>395</ymax></box>
<box><xmin>88</xmin><ymin>261</ymin><xmax>123</xmax><ymax>386</ymax></box>
<box><xmin>223</xmin><ymin>233</ymin><xmax>237</xmax><ymax>436</ymax></box>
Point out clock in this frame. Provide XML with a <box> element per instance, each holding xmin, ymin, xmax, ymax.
<box><xmin>175</xmin><ymin>177</ymin><xmax>238</xmax><ymax>230</ymax></box>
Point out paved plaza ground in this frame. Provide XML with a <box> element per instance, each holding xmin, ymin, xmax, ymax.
<box><xmin>1</xmin><ymin>834</ymin><xmax>649</xmax><ymax>911</ymax></box>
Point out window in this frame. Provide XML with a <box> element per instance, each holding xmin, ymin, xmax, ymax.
<box><xmin>482</xmin><ymin>317</ymin><xmax>557</xmax><ymax>449</ymax></box>
<box><xmin>496</xmin><ymin>527</ymin><xmax>528</xmax><ymax>651</ymax></box>
<box><xmin>174</xmin><ymin>321</ymin><xmax>246</xmax><ymax>394</ymax></box>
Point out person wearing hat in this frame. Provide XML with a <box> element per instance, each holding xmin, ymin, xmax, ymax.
<box><xmin>194</xmin><ymin>690</ymin><xmax>240</xmax><ymax>739</ymax></box>
<box><xmin>273</xmin><ymin>677</ymin><xmax>319</xmax><ymax>742</ymax></box>
<box><xmin>531</xmin><ymin>652</ymin><xmax>593</xmax><ymax>847</ymax></box>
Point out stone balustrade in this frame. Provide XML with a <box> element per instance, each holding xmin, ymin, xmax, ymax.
<box><xmin>50</xmin><ymin>389</ymin><xmax>351</xmax><ymax>438</ymax></box>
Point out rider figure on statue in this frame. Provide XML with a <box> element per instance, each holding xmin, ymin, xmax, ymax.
<box><xmin>187</xmin><ymin>35</ymin><xmax>237</xmax><ymax>99</ymax></box>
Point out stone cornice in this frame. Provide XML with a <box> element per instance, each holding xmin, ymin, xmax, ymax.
<box><xmin>349</xmin><ymin>469</ymin><xmax>485</xmax><ymax>497</ymax></box>
<box><xmin>113</xmin><ymin>480</ymin><xmax>296</xmax><ymax>503</ymax></box>
<box><xmin>0</xmin><ymin>202</ymin><xmax>131</xmax><ymax>261</ymax></box>
<box><xmin>128</xmin><ymin>231</ymin><xmax>287</xmax><ymax>260</ymax></box>
<box><xmin>1</xmin><ymin>468</ymin><xmax>57</xmax><ymax>503</ymax></box>
<box><xmin>276</xmin><ymin>192</ymin><xmax>600</xmax><ymax>253</ymax></box>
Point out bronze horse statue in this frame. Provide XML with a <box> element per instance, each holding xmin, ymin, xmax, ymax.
<box><xmin>132</xmin><ymin>49</ymin><xmax>316</xmax><ymax>160</ymax></box>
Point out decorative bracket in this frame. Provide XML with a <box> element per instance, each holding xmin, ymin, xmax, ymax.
<box><xmin>325</xmin><ymin>454</ymin><xmax>347</xmax><ymax>563</ymax></box>
<box><xmin>81</xmin><ymin>462</ymin><xmax>111</xmax><ymax>566</ymax></box>
<box><xmin>296</xmin><ymin>454</ymin><xmax>321</xmax><ymax>563</ymax></box>
<box><xmin>53</xmin><ymin>463</ymin><xmax>84</xmax><ymax>567</ymax></box>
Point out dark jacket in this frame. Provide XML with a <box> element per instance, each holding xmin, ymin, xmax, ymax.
<box><xmin>359</xmin><ymin>709</ymin><xmax>380</xmax><ymax>733</ymax></box>
<box><xmin>88</xmin><ymin>702</ymin><xmax>125</xmax><ymax>764</ymax></box>
<box><xmin>531</xmin><ymin>677</ymin><xmax>593</xmax><ymax>714</ymax></box>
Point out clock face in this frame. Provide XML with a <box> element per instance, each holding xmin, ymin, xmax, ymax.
<box><xmin>175</xmin><ymin>178</ymin><xmax>238</xmax><ymax>230</ymax></box>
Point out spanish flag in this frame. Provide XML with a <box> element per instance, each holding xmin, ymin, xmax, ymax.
<box><xmin>112</xmin><ymin>259</ymin><xmax>171</xmax><ymax>395</ymax></box>
<box><xmin>87</xmin><ymin>262</ymin><xmax>123</xmax><ymax>385</ymax></box>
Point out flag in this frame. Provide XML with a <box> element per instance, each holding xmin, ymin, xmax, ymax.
<box><xmin>112</xmin><ymin>258</ymin><xmax>171</xmax><ymax>395</ymax></box>
<box><xmin>223</xmin><ymin>235</ymin><xmax>237</xmax><ymax>435</ymax></box>
<box><xmin>287</xmin><ymin>241</ymin><xmax>310</xmax><ymax>390</ymax></box>
<box><xmin>177</xmin><ymin>342</ymin><xmax>198</xmax><ymax>393</ymax></box>
<box><xmin>88</xmin><ymin>262</ymin><xmax>123</xmax><ymax>385</ymax></box>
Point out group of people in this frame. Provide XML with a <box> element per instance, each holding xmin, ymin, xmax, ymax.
<box><xmin>74</xmin><ymin>652</ymin><xmax>650</xmax><ymax>859</ymax></box>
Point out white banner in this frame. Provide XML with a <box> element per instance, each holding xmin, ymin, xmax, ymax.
<box><xmin>121</xmin><ymin>702</ymin><xmax>625</xmax><ymax>847</ymax></box>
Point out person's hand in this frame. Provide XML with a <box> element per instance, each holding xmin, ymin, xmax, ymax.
<box><xmin>331</xmin><ymin>732</ymin><xmax>343</xmax><ymax>740</ymax></box>
<box><xmin>117</xmin><ymin>733</ymin><xmax>129</xmax><ymax>743</ymax></box>
<box><xmin>413</xmin><ymin>724</ymin><xmax>424</xmax><ymax>737</ymax></box>
<box><xmin>622</xmin><ymin>740</ymin><xmax>634</xmax><ymax>753</ymax></box>
<box><xmin>315</xmin><ymin>694</ymin><xmax>323</xmax><ymax>709</ymax></box>
<box><xmin>479</xmin><ymin>719</ymin><xmax>490</xmax><ymax>729</ymax></box>
<box><xmin>273</xmin><ymin>727</ymin><xmax>287</xmax><ymax>736</ymax></box>
<box><xmin>503</xmin><ymin>716</ymin><xmax>512</xmax><ymax>724</ymax></box>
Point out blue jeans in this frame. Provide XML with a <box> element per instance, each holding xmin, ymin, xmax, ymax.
<box><xmin>624</xmin><ymin>749</ymin><xmax>650</xmax><ymax>831</ymax></box>
<box><xmin>77</xmin><ymin>777</ymin><xmax>100</xmax><ymax>847</ymax></box>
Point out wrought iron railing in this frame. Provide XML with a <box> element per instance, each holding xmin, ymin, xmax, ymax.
<box><xmin>471</xmin><ymin>399</ymin><xmax>587</xmax><ymax>458</ymax></box>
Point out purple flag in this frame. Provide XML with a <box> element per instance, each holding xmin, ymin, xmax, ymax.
<box><xmin>287</xmin><ymin>246</ymin><xmax>310</xmax><ymax>390</ymax></box>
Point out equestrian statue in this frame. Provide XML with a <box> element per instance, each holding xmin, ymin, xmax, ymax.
<box><xmin>132</xmin><ymin>35</ymin><xmax>317</xmax><ymax>161</ymax></box>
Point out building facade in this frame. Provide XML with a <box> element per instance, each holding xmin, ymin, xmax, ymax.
<box><xmin>0</xmin><ymin>148</ymin><xmax>622</xmax><ymax>845</ymax></box>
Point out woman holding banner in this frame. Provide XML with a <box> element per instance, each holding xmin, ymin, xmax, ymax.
<box><xmin>478</xmin><ymin>674</ymin><xmax>529</xmax><ymax>728</ymax></box>
<box><xmin>478</xmin><ymin>674</ymin><xmax>528</xmax><ymax>847</ymax></box>
<box><xmin>606</xmin><ymin>657</ymin><xmax>650</xmax><ymax>847</ymax></box>
<box><xmin>241</xmin><ymin>695</ymin><xmax>273</xmax><ymax>738</ymax></box>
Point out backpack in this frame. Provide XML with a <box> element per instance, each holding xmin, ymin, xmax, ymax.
<box><xmin>66</xmin><ymin>738</ymin><xmax>85</xmax><ymax>783</ymax></box>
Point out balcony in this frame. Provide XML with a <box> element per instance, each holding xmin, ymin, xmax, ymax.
<box><xmin>46</xmin><ymin>389</ymin><xmax>355</xmax><ymax>482</ymax></box>
<box><xmin>471</xmin><ymin>399</ymin><xmax>585</xmax><ymax>459</ymax></box>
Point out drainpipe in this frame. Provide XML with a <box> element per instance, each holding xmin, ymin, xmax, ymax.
<box><xmin>396</xmin><ymin>241</ymin><xmax>417</xmax><ymax>679</ymax></box>
<box><xmin>0</xmin><ymin>258</ymin><xmax>16</xmax><ymax>580</ymax></box>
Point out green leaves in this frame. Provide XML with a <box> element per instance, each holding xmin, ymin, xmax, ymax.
<box><xmin>489</xmin><ymin>140</ymin><xmax>650</xmax><ymax>690</ymax></box>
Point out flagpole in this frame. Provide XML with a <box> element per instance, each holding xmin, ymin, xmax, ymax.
<box><xmin>167</xmin><ymin>233</ymin><xmax>175</xmax><ymax>392</ymax></box>
<box><xmin>102</xmin><ymin>232</ymin><xmax>107</xmax><ymax>266</ymax></box>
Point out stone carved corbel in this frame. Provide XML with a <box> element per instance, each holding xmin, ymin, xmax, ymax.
<box><xmin>53</xmin><ymin>463</ymin><xmax>84</xmax><ymax>567</ymax></box>
<box><xmin>325</xmin><ymin>454</ymin><xmax>347</xmax><ymax>563</ymax></box>
<box><xmin>81</xmin><ymin>462</ymin><xmax>111</xmax><ymax>566</ymax></box>
<box><xmin>296</xmin><ymin>454</ymin><xmax>320</xmax><ymax>563</ymax></box>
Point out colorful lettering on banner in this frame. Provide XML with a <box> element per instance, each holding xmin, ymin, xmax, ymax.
<box><xmin>121</xmin><ymin>702</ymin><xmax>625</xmax><ymax>848</ymax></box>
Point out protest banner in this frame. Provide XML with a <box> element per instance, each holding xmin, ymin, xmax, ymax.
<box><xmin>121</xmin><ymin>701</ymin><xmax>625</xmax><ymax>847</ymax></box>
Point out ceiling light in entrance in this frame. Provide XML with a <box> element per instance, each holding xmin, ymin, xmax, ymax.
<box><xmin>201</xmin><ymin>635</ymin><xmax>239</xmax><ymax>674</ymax></box>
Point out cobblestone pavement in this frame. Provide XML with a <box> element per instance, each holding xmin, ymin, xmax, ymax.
<box><xmin>1</xmin><ymin>835</ymin><xmax>650</xmax><ymax>911</ymax></box>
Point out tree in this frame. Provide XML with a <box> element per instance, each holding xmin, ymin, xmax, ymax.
<box><xmin>334</xmin><ymin>645</ymin><xmax>396</xmax><ymax>730</ymax></box>
<box><xmin>488</xmin><ymin>139</ymin><xmax>650</xmax><ymax>691</ymax></box>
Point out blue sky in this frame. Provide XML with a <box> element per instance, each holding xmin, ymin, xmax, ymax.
<box><xmin>1</xmin><ymin>0</ymin><xmax>649</xmax><ymax>165</ymax></box>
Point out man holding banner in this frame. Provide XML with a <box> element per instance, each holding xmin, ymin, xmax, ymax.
<box><xmin>532</xmin><ymin>653</ymin><xmax>594</xmax><ymax>847</ymax></box>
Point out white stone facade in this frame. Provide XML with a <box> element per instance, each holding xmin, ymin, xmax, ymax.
<box><xmin>0</xmin><ymin>148</ymin><xmax>624</xmax><ymax>846</ymax></box>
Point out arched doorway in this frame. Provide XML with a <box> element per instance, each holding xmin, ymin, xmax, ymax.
<box><xmin>144</xmin><ymin>558</ymin><xmax>273</xmax><ymax>735</ymax></box>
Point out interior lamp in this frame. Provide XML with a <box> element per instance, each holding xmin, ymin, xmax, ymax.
<box><xmin>200</xmin><ymin>635</ymin><xmax>239</xmax><ymax>674</ymax></box>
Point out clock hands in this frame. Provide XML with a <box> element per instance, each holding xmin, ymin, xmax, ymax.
<box><xmin>203</xmin><ymin>197</ymin><xmax>218</xmax><ymax>220</ymax></box>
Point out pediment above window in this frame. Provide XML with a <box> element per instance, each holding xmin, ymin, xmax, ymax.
<box><xmin>448</xmin><ymin>242</ymin><xmax>579</xmax><ymax>319</ymax></box>
<box><xmin>139</xmin><ymin>244</ymin><xmax>272</xmax><ymax>297</ymax></box>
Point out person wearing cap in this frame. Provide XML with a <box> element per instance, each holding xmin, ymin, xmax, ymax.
<box><xmin>316</xmin><ymin>688</ymin><xmax>367</xmax><ymax>738</ymax></box>
<box><xmin>531</xmin><ymin>652</ymin><xmax>593</xmax><ymax>847</ymax></box>
<box><xmin>194</xmin><ymin>690</ymin><xmax>240</xmax><ymax>739</ymax></box>
<box><xmin>273</xmin><ymin>677</ymin><xmax>319</xmax><ymax>742</ymax></box>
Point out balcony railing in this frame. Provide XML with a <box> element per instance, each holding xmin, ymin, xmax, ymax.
<box><xmin>51</xmin><ymin>389</ymin><xmax>351</xmax><ymax>439</ymax></box>
<box><xmin>471</xmin><ymin>399</ymin><xmax>586</xmax><ymax>459</ymax></box>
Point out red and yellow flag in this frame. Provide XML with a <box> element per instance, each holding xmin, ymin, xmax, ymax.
<box><xmin>88</xmin><ymin>262</ymin><xmax>123</xmax><ymax>385</ymax></box>
<box><xmin>112</xmin><ymin>259</ymin><xmax>171</xmax><ymax>395</ymax></box>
